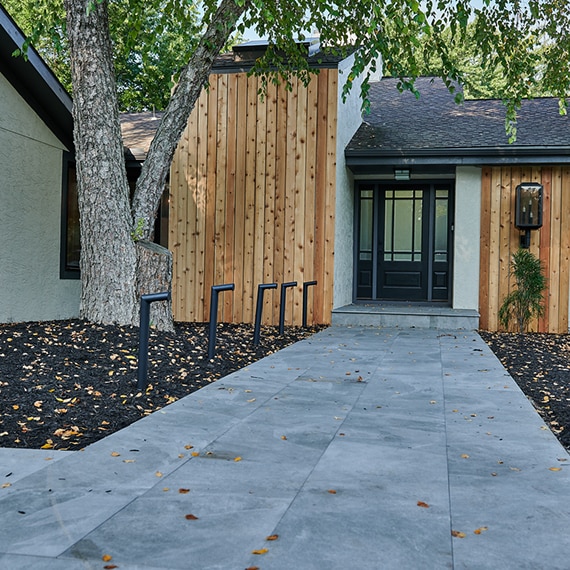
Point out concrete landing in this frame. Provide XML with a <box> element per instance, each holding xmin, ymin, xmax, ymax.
<box><xmin>332</xmin><ymin>303</ymin><xmax>480</xmax><ymax>329</ymax></box>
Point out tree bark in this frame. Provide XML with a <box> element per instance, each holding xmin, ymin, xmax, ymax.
<box><xmin>64</xmin><ymin>0</ymin><xmax>138</xmax><ymax>325</ymax></box>
<box><xmin>136</xmin><ymin>241</ymin><xmax>174</xmax><ymax>332</ymax></box>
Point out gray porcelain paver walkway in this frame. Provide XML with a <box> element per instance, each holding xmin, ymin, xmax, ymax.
<box><xmin>1</xmin><ymin>327</ymin><xmax>569</xmax><ymax>569</ymax></box>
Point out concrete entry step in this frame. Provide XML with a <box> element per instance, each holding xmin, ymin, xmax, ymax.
<box><xmin>331</xmin><ymin>303</ymin><xmax>480</xmax><ymax>330</ymax></box>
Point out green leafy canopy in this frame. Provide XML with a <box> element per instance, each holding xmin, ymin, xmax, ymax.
<box><xmin>8</xmin><ymin>0</ymin><xmax>570</xmax><ymax>125</ymax></box>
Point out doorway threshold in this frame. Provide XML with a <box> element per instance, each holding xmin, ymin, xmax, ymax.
<box><xmin>331</xmin><ymin>303</ymin><xmax>479</xmax><ymax>330</ymax></box>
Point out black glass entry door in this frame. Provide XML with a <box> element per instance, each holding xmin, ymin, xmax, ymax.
<box><xmin>355</xmin><ymin>182</ymin><xmax>453</xmax><ymax>302</ymax></box>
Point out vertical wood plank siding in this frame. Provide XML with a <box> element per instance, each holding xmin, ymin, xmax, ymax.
<box><xmin>170</xmin><ymin>69</ymin><xmax>338</xmax><ymax>325</ymax></box>
<box><xmin>479</xmin><ymin>166</ymin><xmax>570</xmax><ymax>332</ymax></box>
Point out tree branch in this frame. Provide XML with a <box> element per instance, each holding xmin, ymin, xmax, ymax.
<box><xmin>131</xmin><ymin>0</ymin><xmax>249</xmax><ymax>239</ymax></box>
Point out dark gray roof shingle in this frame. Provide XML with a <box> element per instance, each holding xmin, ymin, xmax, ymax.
<box><xmin>346</xmin><ymin>77</ymin><xmax>570</xmax><ymax>165</ymax></box>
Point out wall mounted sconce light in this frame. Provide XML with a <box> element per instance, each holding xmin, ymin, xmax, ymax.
<box><xmin>515</xmin><ymin>182</ymin><xmax>543</xmax><ymax>248</ymax></box>
<box><xmin>394</xmin><ymin>168</ymin><xmax>410</xmax><ymax>181</ymax></box>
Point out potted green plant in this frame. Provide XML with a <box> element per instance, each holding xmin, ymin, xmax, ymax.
<box><xmin>498</xmin><ymin>248</ymin><xmax>547</xmax><ymax>333</ymax></box>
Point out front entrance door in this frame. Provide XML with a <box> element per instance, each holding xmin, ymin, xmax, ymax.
<box><xmin>355</xmin><ymin>182</ymin><xmax>453</xmax><ymax>302</ymax></box>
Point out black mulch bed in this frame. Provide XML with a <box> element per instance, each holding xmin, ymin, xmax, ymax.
<box><xmin>0</xmin><ymin>320</ymin><xmax>324</xmax><ymax>450</ymax></box>
<box><xmin>480</xmin><ymin>331</ymin><xmax>570</xmax><ymax>451</ymax></box>
<box><xmin>1</xmin><ymin>321</ymin><xmax>569</xmax><ymax>452</ymax></box>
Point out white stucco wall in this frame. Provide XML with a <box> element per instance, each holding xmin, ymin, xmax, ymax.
<box><xmin>332</xmin><ymin>54</ymin><xmax>367</xmax><ymax>309</ymax></box>
<box><xmin>452</xmin><ymin>166</ymin><xmax>482</xmax><ymax>311</ymax></box>
<box><xmin>0</xmin><ymin>73</ymin><xmax>80</xmax><ymax>322</ymax></box>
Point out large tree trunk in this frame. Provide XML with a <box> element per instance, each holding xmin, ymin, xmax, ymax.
<box><xmin>64</xmin><ymin>0</ymin><xmax>247</xmax><ymax>329</ymax></box>
<box><xmin>65</xmin><ymin>0</ymin><xmax>138</xmax><ymax>325</ymax></box>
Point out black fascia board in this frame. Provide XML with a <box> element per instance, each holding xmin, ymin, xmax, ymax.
<box><xmin>0</xmin><ymin>6</ymin><xmax>73</xmax><ymax>150</ymax></box>
<box><xmin>345</xmin><ymin>145</ymin><xmax>570</xmax><ymax>168</ymax></box>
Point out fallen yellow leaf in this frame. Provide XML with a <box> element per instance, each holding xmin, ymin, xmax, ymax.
<box><xmin>1</xmin><ymin>483</ymin><xmax>11</xmax><ymax>488</ymax></box>
<box><xmin>184</xmin><ymin>444</ymin><xmax>194</xmax><ymax>450</ymax></box>
<box><xmin>234</xmin><ymin>456</ymin><xmax>242</xmax><ymax>462</ymax></box>
<box><xmin>327</xmin><ymin>489</ymin><xmax>337</xmax><ymax>494</ymax></box>
<box><xmin>281</xmin><ymin>435</ymin><xmax>287</xmax><ymax>440</ymax></box>
<box><xmin>461</xmin><ymin>454</ymin><xmax>470</xmax><ymax>459</ymax></box>
<box><xmin>155</xmin><ymin>471</ymin><xmax>163</xmax><ymax>477</ymax></box>
<box><xmin>178</xmin><ymin>488</ymin><xmax>190</xmax><ymax>494</ymax></box>
<box><xmin>451</xmin><ymin>530</ymin><xmax>466</xmax><ymax>538</ymax></box>
<box><xmin>185</xmin><ymin>514</ymin><xmax>199</xmax><ymax>520</ymax></box>
<box><xmin>474</xmin><ymin>526</ymin><xmax>489</xmax><ymax>535</ymax></box>
<box><xmin>251</xmin><ymin>548</ymin><xmax>269</xmax><ymax>555</ymax></box>
<box><xmin>191</xmin><ymin>451</ymin><xmax>199</xmax><ymax>457</ymax></box>
<box><xmin>417</xmin><ymin>501</ymin><xmax>429</xmax><ymax>508</ymax></box>
<box><xmin>549</xmin><ymin>467</ymin><xmax>562</xmax><ymax>472</ymax></box>
<box><xmin>110</xmin><ymin>451</ymin><xmax>120</xmax><ymax>457</ymax></box>
<box><xmin>266</xmin><ymin>534</ymin><xmax>279</xmax><ymax>541</ymax></box>
<box><xmin>102</xmin><ymin>554</ymin><xmax>112</xmax><ymax>562</ymax></box>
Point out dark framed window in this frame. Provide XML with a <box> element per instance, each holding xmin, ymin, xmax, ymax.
<box><xmin>60</xmin><ymin>152</ymin><xmax>170</xmax><ymax>279</ymax></box>
<box><xmin>60</xmin><ymin>152</ymin><xmax>80</xmax><ymax>279</ymax></box>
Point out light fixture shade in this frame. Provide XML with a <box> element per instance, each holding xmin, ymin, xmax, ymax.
<box><xmin>515</xmin><ymin>183</ymin><xmax>543</xmax><ymax>230</ymax></box>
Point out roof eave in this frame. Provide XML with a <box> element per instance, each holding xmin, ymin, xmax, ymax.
<box><xmin>0</xmin><ymin>7</ymin><xmax>73</xmax><ymax>150</ymax></box>
<box><xmin>345</xmin><ymin>146</ymin><xmax>570</xmax><ymax>168</ymax></box>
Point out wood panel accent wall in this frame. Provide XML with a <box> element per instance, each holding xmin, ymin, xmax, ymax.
<box><xmin>479</xmin><ymin>166</ymin><xmax>570</xmax><ymax>332</ymax></box>
<box><xmin>169</xmin><ymin>69</ymin><xmax>339</xmax><ymax>325</ymax></box>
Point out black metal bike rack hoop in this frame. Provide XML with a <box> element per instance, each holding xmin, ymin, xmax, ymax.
<box><xmin>279</xmin><ymin>281</ymin><xmax>297</xmax><ymax>335</ymax></box>
<box><xmin>253</xmin><ymin>283</ymin><xmax>277</xmax><ymax>345</ymax></box>
<box><xmin>302</xmin><ymin>280</ymin><xmax>317</xmax><ymax>328</ymax></box>
<box><xmin>137</xmin><ymin>291</ymin><xmax>171</xmax><ymax>391</ymax></box>
<box><xmin>208</xmin><ymin>284</ymin><xmax>235</xmax><ymax>360</ymax></box>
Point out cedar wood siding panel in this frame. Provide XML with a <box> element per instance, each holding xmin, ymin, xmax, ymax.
<box><xmin>170</xmin><ymin>69</ymin><xmax>338</xmax><ymax>325</ymax></box>
<box><xmin>479</xmin><ymin>165</ymin><xmax>570</xmax><ymax>333</ymax></box>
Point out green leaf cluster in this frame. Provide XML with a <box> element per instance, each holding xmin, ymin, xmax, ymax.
<box><xmin>5</xmin><ymin>0</ymin><xmax>205</xmax><ymax>111</ymax></box>
<box><xmin>499</xmin><ymin>248</ymin><xmax>547</xmax><ymax>333</ymax></box>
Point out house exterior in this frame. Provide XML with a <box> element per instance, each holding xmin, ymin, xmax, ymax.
<box><xmin>170</xmin><ymin>43</ymin><xmax>570</xmax><ymax>332</ymax></box>
<box><xmin>4</xmin><ymin>15</ymin><xmax>566</xmax><ymax>333</ymax></box>
<box><xmin>0</xmin><ymin>5</ymin><xmax>80</xmax><ymax>323</ymax></box>
<box><xmin>344</xmin><ymin>78</ymin><xmax>570</xmax><ymax>332</ymax></box>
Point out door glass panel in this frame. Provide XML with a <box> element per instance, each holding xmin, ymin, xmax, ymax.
<box><xmin>434</xmin><ymin>190</ymin><xmax>449</xmax><ymax>263</ymax></box>
<box><xmin>359</xmin><ymin>191</ymin><xmax>373</xmax><ymax>261</ymax></box>
<box><xmin>384</xmin><ymin>190</ymin><xmax>423</xmax><ymax>262</ymax></box>
<box><xmin>393</xmin><ymin>199</ymin><xmax>413</xmax><ymax>259</ymax></box>
<box><xmin>414</xmin><ymin>196</ymin><xmax>423</xmax><ymax>260</ymax></box>
<box><xmin>384</xmin><ymin>195</ymin><xmax>393</xmax><ymax>261</ymax></box>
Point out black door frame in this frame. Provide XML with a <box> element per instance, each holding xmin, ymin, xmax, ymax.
<box><xmin>353</xmin><ymin>180</ymin><xmax>454</xmax><ymax>303</ymax></box>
